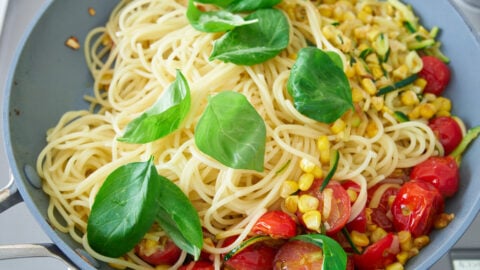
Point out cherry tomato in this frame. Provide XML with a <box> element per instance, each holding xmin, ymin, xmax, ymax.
<box><xmin>352</xmin><ymin>233</ymin><xmax>400</xmax><ymax>270</ymax></box>
<box><xmin>410</xmin><ymin>156</ymin><xmax>459</xmax><ymax>197</ymax></box>
<box><xmin>251</xmin><ymin>210</ymin><xmax>297</xmax><ymax>239</ymax></box>
<box><xmin>179</xmin><ymin>260</ymin><xmax>215</xmax><ymax>270</ymax></box>
<box><xmin>298</xmin><ymin>180</ymin><xmax>351</xmax><ymax>235</ymax></box>
<box><xmin>391</xmin><ymin>180</ymin><xmax>445</xmax><ymax>237</ymax></box>
<box><xmin>135</xmin><ymin>238</ymin><xmax>182</xmax><ymax>266</ymax></box>
<box><xmin>223</xmin><ymin>236</ymin><xmax>278</xmax><ymax>270</ymax></box>
<box><xmin>273</xmin><ymin>240</ymin><xmax>323</xmax><ymax>270</ymax></box>
<box><xmin>429</xmin><ymin>116</ymin><xmax>463</xmax><ymax>155</ymax></box>
<box><xmin>419</xmin><ymin>56</ymin><xmax>451</xmax><ymax>95</ymax></box>
<box><xmin>346</xmin><ymin>207</ymin><xmax>367</xmax><ymax>233</ymax></box>
<box><xmin>366</xmin><ymin>183</ymin><xmax>399</xmax><ymax>231</ymax></box>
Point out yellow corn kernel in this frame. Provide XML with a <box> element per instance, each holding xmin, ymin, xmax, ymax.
<box><xmin>342</xmin><ymin>11</ymin><xmax>356</xmax><ymax>21</ymax></box>
<box><xmin>434</xmin><ymin>213</ymin><xmax>455</xmax><ymax>229</ymax></box>
<box><xmin>436</xmin><ymin>110</ymin><xmax>451</xmax><ymax>117</ymax></box>
<box><xmin>366</xmin><ymin>121</ymin><xmax>378</xmax><ymax>138</ymax></box>
<box><xmin>351</xmin><ymin>231</ymin><xmax>370</xmax><ymax>247</ymax></box>
<box><xmin>370</xmin><ymin>227</ymin><xmax>388</xmax><ymax>243</ymax></box>
<box><xmin>367</xmin><ymin>29</ymin><xmax>380</xmax><ymax>41</ymax></box>
<box><xmin>386</xmin><ymin>262</ymin><xmax>404</xmax><ymax>270</ymax></box>
<box><xmin>392</xmin><ymin>64</ymin><xmax>408</xmax><ymax>80</ymax></box>
<box><xmin>432</xmin><ymin>97</ymin><xmax>452</xmax><ymax>112</ymax></box>
<box><xmin>362</xmin><ymin>5</ymin><xmax>373</xmax><ymax>14</ymax></box>
<box><xmin>298</xmin><ymin>194</ymin><xmax>320</xmax><ymax>213</ymax></box>
<box><xmin>345</xmin><ymin>64</ymin><xmax>356</xmax><ymax>78</ymax></box>
<box><xmin>331</xmin><ymin>119</ymin><xmax>346</xmax><ymax>134</ymax></box>
<box><xmin>413</xmin><ymin>235</ymin><xmax>430</xmax><ymax>249</ymax></box>
<box><xmin>354</xmin><ymin>62</ymin><xmax>369</xmax><ymax>77</ymax></box>
<box><xmin>317</xmin><ymin>135</ymin><xmax>330</xmax><ymax>151</ymax></box>
<box><xmin>285</xmin><ymin>195</ymin><xmax>299</xmax><ymax>213</ymax></box>
<box><xmin>419</xmin><ymin>103</ymin><xmax>437</xmax><ymax>119</ymax></box>
<box><xmin>409</xmin><ymin>247</ymin><xmax>420</xmax><ymax>257</ymax></box>
<box><xmin>361</xmin><ymin>78</ymin><xmax>377</xmax><ymax>95</ymax></box>
<box><xmin>289</xmin><ymin>53</ymin><xmax>297</xmax><ymax>60</ymax></box>
<box><xmin>145</xmin><ymin>239</ymin><xmax>158</xmax><ymax>250</ymax></box>
<box><xmin>299</xmin><ymin>158</ymin><xmax>316</xmax><ymax>173</ymax></box>
<box><xmin>371</xmin><ymin>64</ymin><xmax>384</xmax><ymax>80</ymax></box>
<box><xmin>401</xmin><ymin>90</ymin><xmax>419</xmax><ymax>106</ymax></box>
<box><xmin>396</xmin><ymin>251</ymin><xmax>410</xmax><ymax>265</ymax></box>
<box><xmin>318</xmin><ymin>5</ymin><xmax>333</xmax><ymax>17</ymax></box>
<box><xmin>357</xmin><ymin>10</ymin><xmax>372</xmax><ymax>23</ymax></box>
<box><xmin>280</xmin><ymin>180</ymin><xmax>299</xmax><ymax>198</ymax></box>
<box><xmin>371</xmin><ymin>96</ymin><xmax>384</xmax><ymax>111</ymax></box>
<box><xmin>322</xmin><ymin>25</ymin><xmax>336</xmax><ymax>40</ymax></box>
<box><xmin>346</xmin><ymin>189</ymin><xmax>358</xmax><ymax>202</ymax></box>
<box><xmin>299</xmin><ymin>173</ymin><xmax>315</xmax><ymax>191</ymax></box>
<box><xmin>398</xmin><ymin>230</ymin><xmax>413</xmax><ymax>251</ymax></box>
<box><xmin>302</xmin><ymin>210</ymin><xmax>322</xmax><ymax>232</ymax></box>
<box><xmin>408</xmin><ymin>105</ymin><xmax>421</xmax><ymax>119</ymax></box>
<box><xmin>366</xmin><ymin>53</ymin><xmax>379</xmax><ymax>64</ymax></box>
<box><xmin>311</xmin><ymin>166</ymin><xmax>323</xmax><ymax>178</ymax></box>
<box><xmin>352</xmin><ymin>87</ymin><xmax>364</xmax><ymax>103</ymax></box>
<box><xmin>414</xmin><ymin>77</ymin><xmax>428</xmax><ymax>91</ymax></box>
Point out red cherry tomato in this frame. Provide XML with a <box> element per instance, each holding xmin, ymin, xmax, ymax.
<box><xmin>179</xmin><ymin>260</ymin><xmax>214</xmax><ymax>270</ymax></box>
<box><xmin>135</xmin><ymin>238</ymin><xmax>182</xmax><ymax>266</ymax></box>
<box><xmin>410</xmin><ymin>156</ymin><xmax>459</xmax><ymax>197</ymax></box>
<box><xmin>223</xmin><ymin>236</ymin><xmax>278</xmax><ymax>270</ymax></box>
<box><xmin>352</xmin><ymin>233</ymin><xmax>400</xmax><ymax>270</ymax></box>
<box><xmin>429</xmin><ymin>116</ymin><xmax>463</xmax><ymax>155</ymax></box>
<box><xmin>346</xmin><ymin>207</ymin><xmax>367</xmax><ymax>233</ymax></box>
<box><xmin>419</xmin><ymin>56</ymin><xmax>451</xmax><ymax>95</ymax></box>
<box><xmin>273</xmin><ymin>240</ymin><xmax>324</xmax><ymax>270</ymax></box>
<box><xmin>298</xmin><ymin>180</ymin><xmax>352</xmax><ymax>235</ymax></box>
<box><xmin>251</xmin><ymin>210</ymin><xmax>297</xmax><ymax>239</ymax></box>
<box><xmin>366</xmin><ymin>183</ymin><xmax>399</xmax><ymax>231</ymax></box>
<box><xmin>391</xmin><ymin>180</ymin><xmax>445</xmax><ymax>237</ymax></box>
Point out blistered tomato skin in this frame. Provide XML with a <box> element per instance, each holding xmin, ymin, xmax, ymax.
<box><xmin>419</xmin><ymin>56</ymin><xmax>451</xmax><ymax>96</ymax></box>
<box><xmin>391</xmin><ymin>180</ymin><xmax>445</xmax><ymax>237</ymax></box>
<box><xmin>410</xmin><ymin>156</ymin><xmax>459</xmax><ymax>197</ymax></box>
<box><xmin>273</xmin><ymin>240</ymin><xmax>324</xmax><ymax>270</ymax></box>
<box><xmin>352</xmin><ymin>233</ymin><xmax>400</xmax><ymax>270</ymax></box>
<box><xmin>429</xmin><ymin>116</ymin><xmax>463</xmax><ymax>155</ymax></box>
<box><xmin>251</xmin><ymin>210</ymin><xmax>297</xmax><ymax>239</ymax></box>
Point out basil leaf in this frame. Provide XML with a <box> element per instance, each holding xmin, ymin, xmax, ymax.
<box><xmin>209</xmin><ymin>8</ymin><xmax>289</xmax><ymax>66</ymax></box>
<box><xmin>292</xmin><ymin>234</ymin><xmax>347</xmax><ymax>270</ymax></box>
<box><xmin>155</xmin><ymin>175</ymin><xmax>203</xmax><ymax>260</ymax></box>
<box><xmin>287</xmin><ymin>47</ymin><xmax>353</xmax><ymax>124</ymax></box>
<box><xmin>87</xmin><ymin>158</ymin><xmax>161</xmax><ymax>257</ymax></box>
<box><xmin>118</xmin><ymin>70</ymin><xmax>191</xmax><ymax>144</ymax></box>
<box><xmin>325</xmin><ymin>51</ymin><xmax>344</xmax><ymax>70</ymax></box>
<box><xmin>194</xmin><ymin>0</ymin><xmax>234</xmax><ymax>8</ymax></box>
<box><xmin>226</xmin><ymin>0</ymin><xmax>282</xmax><ymax>12</ymax></box>
<box><xmin>195</xmin><ymin>91</ymin><xmax>266</xmax><ymax>172</ymax></box>
<box><xmin>187</xmin><ymin>0</ymin><xmax>257</xmax><ymax>33</ymax></box>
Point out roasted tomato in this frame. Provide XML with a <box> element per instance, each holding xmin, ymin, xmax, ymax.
<box><xmin>135</xmin><ymin>237</ymin><xmax>182</xmax><ymax>266</ymax></box>
<box><xmin>429</xmin><ymin>116</ymin><xmax>463</xmax><ymax>155</ymax></box>
<box><xmin>346</xmin><ymin>207</ymin><xmax>367</xmax><ymax>233</ymax></box>
<box><xmin>179</xmin><ymin>260</ymin><xmax>215</xmax><ymax>270</ymax></box>
<box><xmin>419</xmin><ymin>55</ymin><xmax>451</xmax><ymax>95</ymax></box>
<box><xmin>410</xmin><ymin>156</ymin><xmax>459</xmax><ymax>197</ymax></box>
<box><xmin>352</xmin><ymin>233</ymin><xmax>400</xmax><ymax>270</ymax></box>
<box><xmin>391</xmin><ymin>180</ymin><xmax>445</xmax><ymax>237</ymax></box>
<box><xmin>223</xmin><ymin>236</ymin><xmax>278</xmax><ymax>270</ymax></box>
<box><xmin>251</xmin><ymin>210</ymin><xmax>297</xmax><ymax>239</ymax></box>
<box><xmin>367</xmin><ymin>183</ymin><xmax>400</xmax><ymax>231</ymax></box>
<box><xmin>298</xmin><ymin>180</ymin><xmax>351</xmax><ymax>235</ymax></box>
<box><xmin>273</xmin><ymin>240</ymin><xmax>323</xmax><ymax>270</ymax></box>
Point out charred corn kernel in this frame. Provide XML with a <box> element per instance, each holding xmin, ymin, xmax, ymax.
<box><xmin>311</xmin><ymin>166</ymin><xmax>323</xmax><ymax>178</ymax></box>
<box><xmin>347</xmin><ymin>189</ymin><xmax>358</xmax><ymax>202</ymax></box>
<box><xmin>300</xmin><ymin>158</ymin><xmax>316</xmax><ymax>173</ymax></box>
<box><xmin>299</xmin><ymin>173</ymin><xmax>315</xmax><ymax>191</ymax></box>
<box><xmin>386</xmin><ymin>262</ymin><xmax>404</xmax><ymax>270</ymax></box>
<box><xmin>397</xmin><ymin>251</ymin><xmax>410</xmax><ymax>265</ymax></box>
<box><xmin>366</xmin><ymin>121</ymin><xmax>378</xmax><ymax>138</ymax></box>
<box><xmin>361</xmin><ymin>78</ymin><xmax>377</xmax><ymax>95</ymax></box>
<box><xmin>370</xmin><ymin>227</ymin><xmax>388</xmax><ymax>243</ymax></box>
<box><xmin>331</xmin><ymin>119</ymin><xmax>346</xmax><ymax>134</ymax></box>
<box><xmin>393</xmin><ymin>64</ymin><xmax>409</xmax><ymax>80</ymax></box>
<box><xmin>408</xmin><ymin>105</ymin><xmax>421</xmax><ymax>119</ymax></box>
<box><xmin>281</xmin><ymin>180</ymin><xmax>299</xmax><ymax>198</ymax></box>
<box><xmin>401</xmin><ymin>90</ymin><xmax>419</xmax><ymax>106</ymax></box>
<box><xmin>413</xmin><ymin>235</ymin><xmax>430</xmax><ymax>249</ymax></box>
<box><xmin>351</xmin><ymin>231</ymin><xmax>370</xmax><ymax>247</ymax></box>
<box><xmin>398</xmin><ymin>230</ymin><xmax>413</xmax><ymax>251</ymax></box>
<box><xmin>352</xmin><ymin>87</ymin><xmax>364</xmax><ymax>103</ymax></box>
<box><xmin>419</xmin><ymin>103</ymin><xmax>437</xmax><ymax>119</ymax></box>
<box><xmin>414</xmin><ymin>77</ymin><xmax>428</xmax><ymax>91</ymax></box>
<box><xmin>298</xmin><ymin>194</ymin><xmax>320</xmax><ymax>213</ymax></box>
<box><xmin>434</xmin><ymin>213</ymin><xmax>455</xmax><ymax>229</ymax></box>
<box><xmin>302</xmin><ymin>210</ymin><xmax>322</xmax><ymax>232</ymax></box>
<box><xmin>371</xmin><ymin>96</ymin><xmax>384</xmax><ymax>111</ymax></box>
<box><xmin>432</xmin><ymin>97</ymin><xmax>452</xmax><ymax>112</ymax></box>
<box><xmin>285</xmin><ymin>195</ymin><xmax>299</xmax><ymax>213</ymax></box>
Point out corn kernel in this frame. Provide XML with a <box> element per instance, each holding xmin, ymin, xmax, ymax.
<box><xmin>434</xmin><ymin>213</ymin><xmax>455</xmax><ymax>229</ymax></box>
<box><xmin>347</xmin><ymin>189</ymin><xmax>358</xmax><ymax>202</ymax></box>
<box><xmin>299</xmin><ymin>158</ymin><xmax>316</xmax><ymax>173</ymax></box>
<box><xmin>408</xmin><ymin>105</ymin><xmax>421</xmax><ymax>119</ymax></box>
<box><xmin>414</xmin><ymin>77</ymin><xmax>428</xmax><ymax>91</ymax></box>
<box><xmin>413</xmin><ymin>235</ymin><xmax>430</xmax><ymax>249</ymax></box>
<box><xmin>318</xmin><ymin>5</ymin><xmax>333</xmax><ymax>17</ymax></box>
<box><xmin>280</xmin><ymin>180</ymin><xmax>299</xmax><ymax>198</ymax></box>
<box><xmin>419</xmin><ymin>103</ymin><xmax>437</xmax><ymax>119</ymax></box>
<box><xmin>352</xmin><ymin>87</ymin><xmax>364</xmax><ymax>103</ymax></box>
<box><xmin>298</xmin><ymin>194</ymin><xmax>320</xmax><ymax>213</ymax></box>
<box><xmin>345</xmin><ymin>64</ymin><xmax>356</xmax><ymax>78</ymax></box>
<box><xmin>311</xmin><ymin>166</ymin><xmax>323</xmax><ymax>178</ymax></box>
<box><xmin>393</xmin><ymin>64</ymin><xmax>408</xmax><ymax>80</ymax></box>
<box><xmin>331</xmin><ymin>119</ymin><xmax>346</xmax><ymax>134</ymax></box>
<box><xmin>351</xmin><ymin>231</ymin><xmax>370</xmax><ymax>247</ymax></box>
<box><xmin>432</xmin><ymin>97</ymin><xmax>452</xmax><ymax>112</ymax></box>
<box><xmin>366</xmin><ymin>121</ymin><xmax>378</xmax><ymax>138</ymax></box>
<box><xmin>370</xmin><ymin>227</ymin><xmax>388</xmax><ymax>243</ymax></box>
<box><xmin>322</xmin><ymin>25</ymin><xmax>336</xmax><ymax>40</ymax></box>
<box><xmin>409</xmin><ymin>247</ymin><xmax>420</xmax><ymax>257</ymax></box>
<box><xmin>397</xmin><ymin>251</ymin><xmax>410</xmax><ymax>265</ymax></box>
<box><xmin>299</xmin><ymin>173</ymin><xmax>315</xmax><ymax>191</ymax></box>
<box><xmin>371</xmin><ymin>64</ymin><xmax>384</xmax><ymax>80</ymax></box>
<box><xmin>401</xmin><ymin>90</ymin><xmax>419</xmax><ymax>106</ymax></box>
<box><xmin>354</xmin><ymin>62</ymin><xmax>369</xmax><ymax>77</ymax></box>
<box><xmin>398</xmin><ymin>230</ymin><xmax>413</xmax><ymax>251</ymax></box>
<box><xmin>361</xmin><ymin>78</ymin><xmax>377</xmax><ymax>95</ymax></box>
<box><xmin>371</xmin><ymin>96</ymin><xmax>384</xmax><ymax>111</ymax></box>
<box><xmin>302</xmin><ymin>210</ymin><xmax>322</xmax><ymax>232</ymax></box>
<box><xmin>358</xmin><ymin>10</ymin><xmax>372</xmax><ymax>23</ymax></box>
<box><xmin>436</xmin><ymin>110</ymin><xmax>451</xmax><ymax>117</ymax></box>
<box><xmin>367</xmin><ymin>29</ymin><xmax>380</xmax><ymax>41</ymax></box>
<box><xmin>386</xmin><ymin>262</ymin><xmax>404</xmax><ymax>270</ymax></box>
<box><xmin>285</xmin><ymin>195</ymin><xmax>299</xmax><ymax>213</ymax></box>
<box><xmin>317</xmin><ymin>135</ymin><xmax>330</xmax><ymax>151</ymax></box>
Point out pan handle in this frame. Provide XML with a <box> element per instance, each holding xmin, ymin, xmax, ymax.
<box><xmin>0</xmin><ymin>174</ymin><xmax>23</xmax><ymax>213</ymax></box>
<box><xmin>0</xmin><ymin>243</ymin><xmax>79</xmax><ymax>270</ymax></box>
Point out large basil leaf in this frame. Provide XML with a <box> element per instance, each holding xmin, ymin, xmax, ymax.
<box><xmin>209</xmin><ymin>8</ymin><xmax>289</xmax><ymax>66</ymax></box>
<box><xmin>195</xmin><ymin>91</ymin><xmax>266</xmax><ymax>172</ymax></box>
<box><xmin>87</xmin><ymin>158</ymin><xmax>161</xmax><ymax>257</ymax></box>
<box><xmin>287</xmin><ymin>47</ymin><xmax>353</xmax><ymax>124</ymax></box>
<box><xmin>155</xmin><ymin>176</ymin><xmax>203</xmax><ymax>260</ymax></box>
<box><xmin>118</xmin><ymin>70</ymin><xmax>191</xmax><ymax>144</ymax></box>
<box><xmin>226</xmin><ymin>0</ymin><xmax>282</xmax><ymax>12</ymax></box>
<box><xmin>187</xmin><ymin>0</ymin><xmax>257</xmax><ymax>33</ymax></box>
<box><xmin>292</xmin><ymin>234</ymin><xmax>347</xmax><ymax>270</ymax></box>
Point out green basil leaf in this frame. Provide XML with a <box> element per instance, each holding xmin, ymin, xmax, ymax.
<box><xmin>287</xmin><ymin>47</ymin><xmax>353</xmax><ymax>124</ymax></box>
<box><xmin>292</xmin><ymin>234</ymin><xmax>347</xmax><ymax>270</ymax></box>
<box><xmin>87</xmin><ymin>158</ymin><xmax>161</xmax><ymax>257</ymax></box>
<box><xmin>195</xmin><ymin>91</ymin><xmax>266</xmax><ymax>172</ymax></box>
<box><xmin>194</xmin><ymin>0</ymin><xmax>234</xmax><ymax>8</ymax></box>
<box><xmin>118</xmin><ymin>70</ymin><xmax>191</xmax><ymax>144</ymax></box>
<box><xmin>226</xmin><ymin>0</ymin><xmax>282</xmax><ymax>12</ymax></box>
<box><xmin>155</xmin><ymin>176</ymin><xmax>203</xmax><ymax>260</ymax></box>
<box><xmin>209</xmin><ymin>8</ymin><xmax>289</xmax><ymax>66</ymax></box>
<box><xmin>187</xmin><ymin>0</ymin><xmax>257</xmax><ymax>33</ymax></box>
<box><xmin>325</xmin><ymin>51</ymin><xmax>344</xmax><ymax>70</ymax></box>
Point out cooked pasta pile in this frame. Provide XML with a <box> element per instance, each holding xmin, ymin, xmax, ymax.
<box><xmin>37</xmin><ymin>0</ymin><xmax>448</xmax><ymax>268</ymax></box>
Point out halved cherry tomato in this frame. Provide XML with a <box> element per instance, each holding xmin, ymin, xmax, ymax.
<box><xmin>251</xmin><ymin>210</ymin><xmax>297</xmax><ymax>239</ymax></box>
<box><xmin>366</xmin><ymin>183</ymin><xmax>400</xmax><ymax>232</ymax></box>
<box><xmin>429</xmin><ymin>116</ymin><xmax>463</xmax><ymax>155</ymax></box>
<box><xmin>179</xmin><ymin>260</ymin><xmax>214</xmax><ymax>270</ymax></box>
<box><xmin>410</xmin><ymin>156</ymin><xmax>459</xmax><ymax>197</ymax></box>
<box><xmin>298</xmin><ymin>180</ymin><xmax>351</xmax><ymax>235</ymax></box>
<box><xmin>346</xmin><ymin>207</ymin><xmax>367</xmax><ymax>233</ymax></box>
<box><xmin>222</xmin><ymin>236</ymin><xmax>278</xmax><ymax>270</ymax></box>
<box><xmin>135</xmin><ymin>238</ymin><xmax>182</xmax><ymax>266</ymax></box>
<box><xmin>419</xmin><ymin>56</ymin><xmax>451</xmax><ymax>95</ymax></box>
<box><xmin>352</xmin><ymin>233</ymin><xmax>400</xmax><ymax>270</ymax></box>
<box><xmin>391</xmin><ymin>180</ymin><xmax>444</xmax><ymax>237</ymax></box>
<box><xmin>273</xmin><ymin>240</ymin><xmax>323</xmax><ymax>270</ymax></box>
